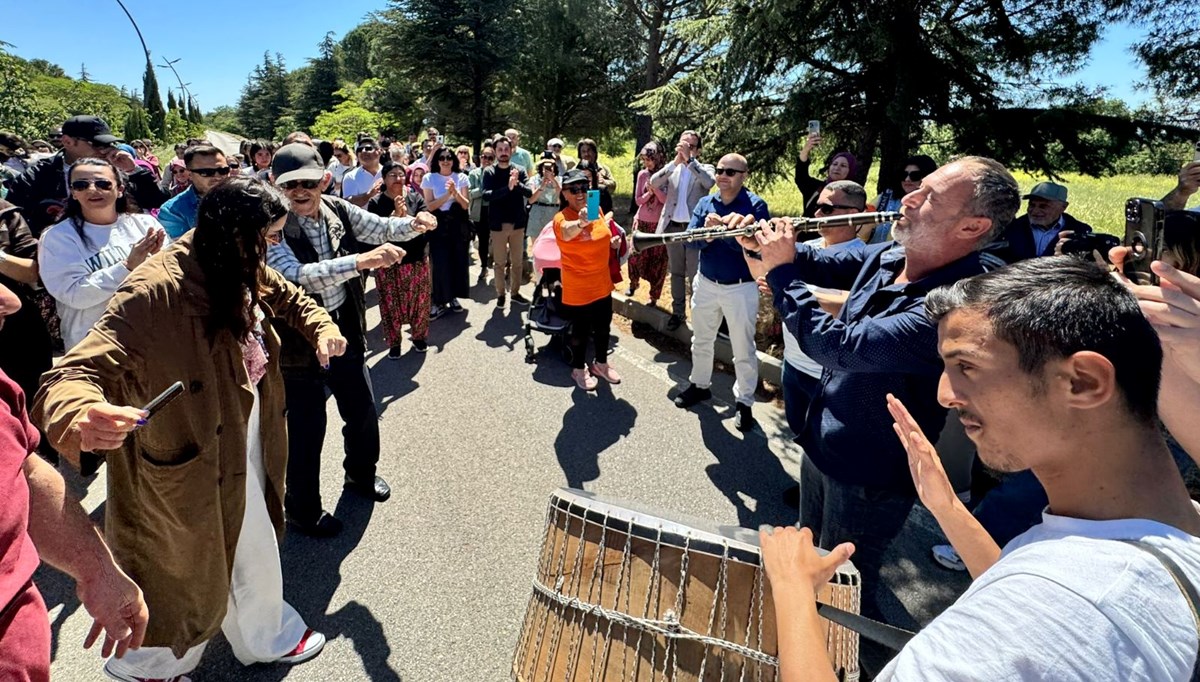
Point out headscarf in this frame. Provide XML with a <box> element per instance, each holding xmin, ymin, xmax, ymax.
<box><xmin>827</xmin><ymin>151</ymin><xmax>859</xmax><ymax>182</ymax></box>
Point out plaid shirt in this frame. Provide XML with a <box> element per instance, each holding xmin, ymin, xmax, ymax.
<box><xmin>266</xmin><ymin>200</ymin><xmax>416</xmax><ymax>312</ymax></box>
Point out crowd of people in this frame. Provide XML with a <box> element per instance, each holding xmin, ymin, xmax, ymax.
<box><xmin>1</xmin><ymin>109</ymin><xmax>1200</xmax><ymax>681</ymax></box>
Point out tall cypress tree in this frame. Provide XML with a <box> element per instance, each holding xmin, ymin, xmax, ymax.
<box><xmin>142</xmin><ymin>59</ymin><xmax>167</xmax><ymax>139</ymax></box>
<box><xmin>166</xmin><ymin>88</ymin><xmax>178</xmax><ymax>112</ymax></box>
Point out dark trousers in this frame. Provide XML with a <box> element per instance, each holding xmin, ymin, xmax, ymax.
<box><xmin>475</xmin><ymin>205</ymin><xmax>490</xmax><ymax>270</ymax></box>
<box><xmin>781</xmin><ymin>362</ymin><xmax>822</xmax><ymax>438</ymax></box>
<box><xmin>972</xmin><ymin>469</ymin><xmax>1047</xmax><ymax>547</ymax></box>
<box><xmin>283</xmin><ymin>306</ymin><xmax>380</xmax><ymax>522</ymax></box>
<box><xmin>799</xmin><ymin>455</ymin><xmax>915</xmax><ymax>621</ymax></box>
<box><xmin>562</xmin><ymin>295</ymin><xmax>612</xmax><ymax>369</ymax></box>
<box><xmin>429</xmin><ymin>212</ymin><xmax>470</xmax><ymax>305</ymax></box>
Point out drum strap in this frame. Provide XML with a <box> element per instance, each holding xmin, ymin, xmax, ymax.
<box><xmin>816</xmin><ymin>603</ymin><xmax>916</xmax><ymax>652</ymax></box>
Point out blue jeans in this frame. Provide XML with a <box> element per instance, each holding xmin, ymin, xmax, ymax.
<box><xmin>799</xmin><ymin>455</ymin><xmax>915</xmax><ymax>620</ymax></box>
<box><xmin>781</xmin><ymin>362</ymin><xmax>822</xmax><ymax>438</ymax></box>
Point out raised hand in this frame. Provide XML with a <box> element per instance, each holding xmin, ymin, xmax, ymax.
<box><xmin>887</xmin><ymin>393</ymin><xmax>958</xmax><ymax>515</ymax></box>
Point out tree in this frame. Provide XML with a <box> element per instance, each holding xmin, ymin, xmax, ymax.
<box><xmin>237</xmin><ymin>52</ymin><xmax>292</xmax><ymax>139</ymax></box>
<box><xmin>204</xmin><ymin>105</ymin><xmax>244</xmax><ymax>136</ymax></box>
<box><xmin>311</xmin><ymin>83</ymin><xmax>398</xmax><ymax>142</ymax></box>
<box><xmin>26</xmin><ymin>59</ymin><xmax>66</xmax><ymax>79</ymax></box>
<box><xmin>142</xmin><ymin>59</ymin><xmax>167</xmax><ymax>139</ymax></box>
<box><xmin>0</xmin><ymin>51</ymin><xmax>56</xmax><ymax>139</ymax></box>
<box><xmin>78</xmin><ymin>63</ymin><xmax>90</xmax><ymax>82</ymax></box>
<box><xmin>187</xmin><ymin>97</ymin><xmax>204</xmax><ymax>125</ymax></box>
<box><xmin>123</xmin><ymin>100</ymin><xmax>152</xmax><ymax>141</ymax></box>
<box><xmin>636</xmin><ymin>0</ymin><xmax>1197</xmax><ymax>189</ymax></box>
<box><xmin>338</xmin><ymin>22</ymin><xmax>380</xmax><ymax>84</ymax></box>
<box><xmin>167</xmin><ymin>88</ymin><xmax>178</xmax><ymax>112</ymax></box>
<box><xmin>293</xmin><ymin>33</ymin><xmax>343</xmax><ymax>131</ymax></box>
<box><xmin>378</xmin><ymin>0</ymin><xmax>520</xmax><ymax>151</ymax></box>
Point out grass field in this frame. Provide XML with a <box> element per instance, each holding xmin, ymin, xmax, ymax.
<box><xmin>599</xmin><ymin>147</ymin><xmax>1181</xmax><ymax>236</ymax></box>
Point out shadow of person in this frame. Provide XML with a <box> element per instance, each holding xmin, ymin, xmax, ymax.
<box><xmin>41</xmin><ymin>475</ymin><xmax>103</xmax><ymax>662</ymax></box>
<box><xmin>475</xmin><ymin>306</ymin><xmax>523</xmax><ymax>350</ymax></box>
<box><xmin>425</xmin><ymin>309</ymin><xmax>472</xmax><ymax>351</ymax></box>
<box><xmin>198</xmin><ymin>492</ymin><xmax>400</xmax><ymax>679</ymax></box>
<box><xmin>693</xmin><ymin>402</ymin><xmax>797</xmax><ymax>530</ymax></box>
<box><xmin>552</xmin><ymin>385</ymin><xmax>638</xmax><ymax>489</ymax></box>
<box><xmin>368</xmin><ymin>348</ymin><xmax>426</xmax><ymax>419</ymax></box>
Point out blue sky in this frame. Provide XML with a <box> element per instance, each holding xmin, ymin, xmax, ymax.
<box><xmin>2</xmin><ymin>1</ymin><xmax>1152</xmax><ymax>111</ymax></box>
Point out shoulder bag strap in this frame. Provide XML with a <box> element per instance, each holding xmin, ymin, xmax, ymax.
<box><xmin>1119</xmin><ymin>539</ymin><xmax>1200</xmax><ymax>681</ymax></box>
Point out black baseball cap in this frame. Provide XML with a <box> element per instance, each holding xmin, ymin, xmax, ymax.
<box><xmin>356</xmin><ymin>137</ymin><xmax>378</xmax><ymax>152</ymax></box>
<box><xmin>271</xmin><ymin>143</ymin><xmax>325</xmax><ymax>185</ymax></box>
<box><xmin>61</xmin><ymin>115</ymin><xmax>122</xmax><ymax>146</ymax></box>
<box><xmin>560</xmin><ymin>169</ymin><xmax>589</xmax><ymax>186</ymax></box>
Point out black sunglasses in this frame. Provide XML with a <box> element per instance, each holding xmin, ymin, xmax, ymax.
<box><xmin>70</xmin><ymin>179</ymin><xmax>115</xmax><ymax>191</ymax></box>
<box><xmin>714</xmin><ymin>168</ymin><xmax>746</xmax><ymax>176</ymax></box>
<box><xmin>481</xmin><ymin>154</ymin><xmax>495</xmax><ymax>160</ymax></box>
<box><xmin>903</xmin><ymin>170</ymin><xmax>927</xmax><ymax>181</ymax></box>
<box><xmin>281</xmin><ymin>179</ymin><xmax>321</xmax><ymax>190</ymax></box>
<box><xmin>436</xmin><ymin>155</ymin><xmax>454</xmax><ymax>161</ymax></box>
<box><xmin>190</xmin><ymin>166</ymin><xmax>232</xmax><ymax>178</ymax></box>
<box><xmin>563</xmin><ymin>185</ymin><xmax>588</xmax><ymax>194</ymax></box>
<box><xmin>357</xmin><ymin>146</ymin><xmax>377</xmax><ymax>153</ymax></box>
<box><xmin>815</xmin><ymin>203</ymin><xmax>860</xmax><ymax>214</ymax></box>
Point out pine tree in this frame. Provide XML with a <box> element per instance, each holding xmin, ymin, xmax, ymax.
<box><xmin>188</xmin><ymin>98</ymin><xmax>204</xmax><ymax>124</ymax></box>
<box><xmin>167</xmin><ymin>89</ymin><xmax>178</xmax><ymax>111</ymax></box>
<box><xmin>236</xmin><ymin>52</ymin><xmax>292</xmax><ymax>139</ymax></box>
<box><xmin>293</xmin><ymin>33</ymin><xmax>342</xmax><ymax>131</ymax></box>
<box><xmin>79</xmin><ymin>63</ymin><xmax>90</xmax><ymax>82</ymax></box>
<box><xmin>142</xmin><ymin>59</ymin><xmax>167</xmax><ymax>139</ymax></box>
<box><xmin>123</xmin><ymin>100</ymin><xmax>152</xmax><ymax>141</ymax></box>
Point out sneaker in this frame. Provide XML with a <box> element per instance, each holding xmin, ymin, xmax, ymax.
<box><xmin>665</xmin><ymin>314</ymin><xmax>684</xmax><ymax>331</ymax></box>
<box><xmin>734</xmin><ymin>403</ymin><xmax>758</xmax><ymax>432</ymax></box>
<box><xmin>412</xmin><ymin>339</ymin><xmax>428</xmax><ymax>353</ymax></box>
<box><xmin>511</xmin><ymin>292</ymin><xmax>530</xmax><ymax>306</ymax></box>
<box><xmin>104</xmin><ymin>660</ymin><xmax>192</xmax><ymax>682</ymax></box>
<box><xmin>449</xmin><ymin>299</ymin><xmax>464</xmax><ymax>313</ymax></box>
<box><xmin>277</xmin><ymin>628</ymin><xmax>326</xmax><ymax>664</ymax></box>
<box><xmin>673</xmin><ymin>383</ymin><xmax>712</xmax><ymax>408</ymax></box>
<box><xmin>496</xmin><ymin>295</ymin><xmax>506</xmax><ymax>308</ymax></box>
<box><xmin>387</xmin><ymin>345</ymin><xmax>403</xmax><ymax>360</ymax></box>
<box><xmin>623</xmin><ymin>286</ymin><xmax>635</xmax><ymax>296</ymax></box>
<box><xmin>590</xmin><ymin>362</ymin><xmax>622</xmax><ymax>384</ymax></box>
<box><xmin>430</xmin><ymin>305</ymin><xmax>445</xmax><ymax>319</ymax></box>
<box><xmin>931</xmin><ymin>544</ymin><xmax>967</xmax><ymax>572</ymax></box>
<box><xmin>571</xmin><ymin>368</ymin><xmax>598</xmax><ymax>391</ymax></box>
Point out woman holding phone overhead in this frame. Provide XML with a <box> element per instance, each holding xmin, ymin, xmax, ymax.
<box><xmin>33</xmin><ymin>177</ymin><xmax>344</xmax><ymax>681</ymax></box>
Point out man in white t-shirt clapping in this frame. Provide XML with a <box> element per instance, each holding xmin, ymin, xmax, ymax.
<box><xmin>761</xmin><ymin>256</ymin><xmax>1200</xmax><ymax>682</ymax></box>
<box><xmin>340</xmin><ymin>138</ymin><xmax>383</xmax><ymax>207</ymax></box>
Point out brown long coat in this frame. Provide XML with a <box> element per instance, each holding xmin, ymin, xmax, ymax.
<box><xmin>32</xmin><ymin>233</ymin><xmax>337</xmax><ymax>656</ymax></box>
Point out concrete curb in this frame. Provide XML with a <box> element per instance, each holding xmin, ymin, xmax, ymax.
<box><xmin>611</xmin><ymin>292</ymin><xmax>784</xmax><ymax>386</ymax></box>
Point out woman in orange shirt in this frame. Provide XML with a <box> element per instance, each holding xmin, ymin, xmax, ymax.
<box><xmin>553</xmin><ymin>170</ymin><xmax>623</xmax><ymax>390</ymax></box>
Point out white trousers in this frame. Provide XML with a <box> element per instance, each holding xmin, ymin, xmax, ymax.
<box><xmin>689</xmin><ymin>274</ymin><xmax>759</xmax><ymax>406</ymax></box>
<box><xmin>106</xmin><ymin>387</ymin><xmax>308</xmax><ymax>678</ymax></box>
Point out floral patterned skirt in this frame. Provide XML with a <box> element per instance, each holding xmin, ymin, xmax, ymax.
<box><xmin>375</xmin><ymin>257</ymin><xmax>432</xmax><ymax>347</ymax></box>
<box><xmin>627</xmin><ymin>219</ymin><xmax>668</xmax><ymax>301</ymax></box>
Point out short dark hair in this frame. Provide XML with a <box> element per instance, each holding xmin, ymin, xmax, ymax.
<box><xmin>956</xmin><ymin>156</ymin><xmax>1021</xmax><ymax>245</ymax></box>
<box><xmin>681</xmin><ymin>130</ymin><xmax>702</xmax><ymax>148</ymax></box>
<box><xmin>925</xmin><ymin>256</ymin><xmax>1161</xmax><ymax>424</ymax></box>
<box><xmin>431</xmin><ymin>147</ymin><xmax>461</xmax><ymax>174</ymax></box>
<box><xmin>184</xmin><ymin>145</ymin><xmax>224</xmax><ymax>166</ymax></box>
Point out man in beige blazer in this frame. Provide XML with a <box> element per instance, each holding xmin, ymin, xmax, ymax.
<box><xmin>650</xmin><ymin>130</ymin><xmax>716</xmax><ymax>330</ymax></box>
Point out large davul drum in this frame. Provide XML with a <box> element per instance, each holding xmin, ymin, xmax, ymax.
<box><xmin>513</xmin><ymin>489</ymin><xmax>861</xmax><ymax>681</ymax></box>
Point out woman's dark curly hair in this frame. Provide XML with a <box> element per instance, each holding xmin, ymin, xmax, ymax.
<box><xmin>193</xmin><ymin>176</ymin><xmax>290</xmax><ymax>341</ymax></box>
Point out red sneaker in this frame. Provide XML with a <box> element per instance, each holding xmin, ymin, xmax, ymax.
<box><xmin>277</xmin><ymin>628</ymin><xmax>326</xmax><ymax>664</ymax></box>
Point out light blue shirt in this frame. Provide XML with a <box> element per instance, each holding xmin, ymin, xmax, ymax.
<box><xmin>157</xmin><ymin>186</ymin><xmax>200</xmax><ymax>239</ymax></box>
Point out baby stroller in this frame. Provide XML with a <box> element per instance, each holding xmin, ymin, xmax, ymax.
<box><xmin>523</xmin><ymin>223</ymin><xmax>573</xmax><ymax>363</ymax></box>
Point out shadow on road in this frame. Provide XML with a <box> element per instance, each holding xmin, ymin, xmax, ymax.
<box><xmin>552</xmin><ymin>384</ymin><xmax>638</xmax><ymax>489</ymax></box>
<box><xmin>474</xmin><ymin>306</ymin><xmax>524</xmax><ymax>351</ymax></box>
<box><xmin>369</xmin><ymin>349</ymin><xmax>426</xmax><ymax>419</ymax></box>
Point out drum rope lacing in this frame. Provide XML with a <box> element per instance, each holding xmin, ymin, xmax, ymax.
<box><xmin>528</xmin><ymin>576</ymin><xmax>780</xmax><ymax>668</ymax></box>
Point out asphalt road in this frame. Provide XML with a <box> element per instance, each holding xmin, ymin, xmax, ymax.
<box><xmin>40</xmin><ymin>261</ymin><xmax>970</xmax><ymax>681</ymax></box>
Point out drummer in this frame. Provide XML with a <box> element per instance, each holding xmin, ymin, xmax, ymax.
<box><xmin>552</xmin><ymin>169</ymin><xmax>626</xmax><ymax>391</ymax></box>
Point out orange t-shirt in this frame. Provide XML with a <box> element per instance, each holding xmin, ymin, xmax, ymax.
<box><xmin>553</xmin><ymin>208</ymin><xmax>614</xmax><ymax>306</ymax></box>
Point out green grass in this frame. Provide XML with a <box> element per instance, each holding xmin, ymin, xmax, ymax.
<box><xmin>600</xmin><ymin>146</ymin><xmax>1179</xmax><ymax>236</ymax></box>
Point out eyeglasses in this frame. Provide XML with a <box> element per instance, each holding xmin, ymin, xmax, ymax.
<box><xmin>481</xmin><ymin>155</ymin><xmax>495</xmax><ymax>160</ymax></box>
<box><xmin>436</xmin><ymin>156</ymin><xmax>454</xmax><ymax>162</ymax></box>
<box><xmin>551</xmin><ymin>144</ymin><xmax>563</xmax><ymax>149</ymax></box>
<box><xmin>563</xmin><ymin>185</ymin><xmax>588</xmax><ymax>194</ymax></box>
<box><xmin>815</xmin><ymin>203</ymin><xmax>860</xmax><ymax>214</ymax></box>
<box><xmin>189</xmin><ymin>166</ymin><xmax>232</xmax><ymax>178</ymax></box>
<box><xmin>280</xmin><ymin>179</ymin><xmax>321</xmax><ymax>190</ymax></box>
<box><xmin>457</xmin><ymin>151</ymin><xmax>469</xmax><ymax>156</ymax></box>
<box><xmin>70</xmin><ymin>179</ymin><xmax>115</xmax><ymax>191</ymax></box>
<box><xmin>357</xmin><ymin>146</ymin><xmax>377</xmax><ymax>153</ymax></box>
<box><xmin>903</xmin><ymin>170</ymin><xmax>927</xmax><ymax>181</ymax></box>
<box><xmin>714</xmin><ymin>168</ymin><xmax>746</xmax><ymax>177</ymax></box>
<box><xmin>265</xmin><ymin>230</ymin><xmax>283</xmax><ymax>246</ymax></box>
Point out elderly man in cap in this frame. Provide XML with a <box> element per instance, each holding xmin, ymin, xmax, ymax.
<box><xmin>3</xmin><ymin>116</ymin><xmax>167</xmax><ymax>237</ymax></box>
<box><xmin>340</xmin><ymin>138</ymin><xmax>384</xmax><ymax>207</ymax></box>
<box><xmin>546</xmin><ymin>138</ymin><xmax>576</xmax><ymax>175</ymax></box>
<box><xmin>266</xmin><ymin>143</ymin><xmax>437</xmax><ymax>537</ymax></box>
<box><xmin>987</xmin><ymin>181</ymin><xmax>1095</xmax><ymax>264</ymax></box>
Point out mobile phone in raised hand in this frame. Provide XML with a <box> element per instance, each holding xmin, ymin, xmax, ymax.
<box><xmin>587</xmin><ymin>190</ymin><xmax>600</xmax><ymax>220</ymax></box>
<box><xmin>1123</xmin><ymin>198</ymin><xmax>1165</xmax><ymax>285</ymax></box>
<box><xmin>808</xmin><ymin>120</ymin><xmax>821</xmax><ymax>135</ymax></box>
<box><xmin>141</xmin><ymin>381</ymin><xmax>185</xmax><ymax>421</ymax></box>
<box><xmin>1193</xmin><ymin>141</ymin><xmax>1200</xmax><ymax>163</ymax></box>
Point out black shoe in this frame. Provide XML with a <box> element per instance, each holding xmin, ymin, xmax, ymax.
<box><xmin>673</xmin><ymin>383</ymin><xmax>712</xmax><ymax>408</ymax></box>
<box><xmin>496</xmin><ymin>294</ymin><xmax>506</xmax><ymax>308</ymax></box>
<box><xmin>783</xmin><ymin>484</ymin><xmax>800</xmax><ymax>508</ymax></box>
<box><xmin>413</xmin><ymin>339</ymin><xmax>428</xmax><ymax>352</ymax></box>
<box><xmin>449</xmin><ymin>300</ymin><xmax>464</xmax><ymax>313</ymax></box>
<box><xmin>735</xmin><ymin>403</ymin><xmax>758</xmax><ymax>432</ymax></box>
<box><xmin>345</xmin><ymin>475</ymin><xmax>391</xmax><ymax>502</ymax></box>
<box><xmin>511</xmin><ymin>292</ymin><xmax>530</xmax><ymax>306</ymax></box>
<box><xmin>388</xmin><ymin>345</ymin><xmax>403</xmax><ymax>360</ymax></box>
<box><xmin>666</xmin><ymin>314</ymin><xmax>684</xmax><ymax>331</ymax></box>
<box><xmin>289</xmin><ymin>511</ymin><xmax>343</xmax><ymax>538</ymax></box>
<box><xmin>430</xmin><ymin>305</ymin><xmax>445</xmax><ymax>319</ymax></box>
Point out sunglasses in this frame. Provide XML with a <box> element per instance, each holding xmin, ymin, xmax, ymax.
<box><xmin>481</xmin><ymin>155</ymin><xmax>495</xmax><ymax>160</ymax></box>
<box><xmin>189</xmin><ymin>166</ymin><xmax>232</xmax><ymax>177</ymax></box>
<box><xmin>70</xmin><ymin>179</ymin><xmax>115</xmax><ymax>191</ymax></box>
<box><xmin>357</xmin><ymin>146</ymin><xmax>377</xmax><ymax>153</ymax></box>
<box><xmin>903</xmin><ymin>170</ymin><xmax>927</xmax><ymax>181</ymax></box>
<box><xmin>265</xmin><ymin>230</ymin><xmax>283</xmax><ymax>246</ymax></box>
<box><xmin>815</xmin><ymin>203</ymin><xmax>860</xmax><ymax>214</ymax></box>
<box><xmin>436</xmin><ymin>156</ymin><xmax>454</xmax><ymax>161</ymax></box>
<box><xmin>714</xmin><ymin>168</ymin><xmax>746</xmax><ymax>177</ymax></box>
<box><xmin>281</xmin><ymin>179</ymin><xmax>321</xmax><ymax>190</ymax></box>
<box><xmin>563</xmin><ymin>185</ymin><xmax>588</xmax><ymax>194</ymax></box>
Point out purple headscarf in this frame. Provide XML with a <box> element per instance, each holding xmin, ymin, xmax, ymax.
<box><xmin>827</xmin><ymin>151</ymin><xmax>859</xmax><ymax>182</ymax></box>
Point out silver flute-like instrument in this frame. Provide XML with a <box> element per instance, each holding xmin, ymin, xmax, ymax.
<box><xmin>630</xmin><ymin>211</ymin><xmax>902</xmax><ymax>252</ymax></box>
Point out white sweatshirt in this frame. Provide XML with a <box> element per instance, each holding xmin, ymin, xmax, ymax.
<box><xmin>39</xmin><ymin>213</ymin><xmax>168</xmax><ymax>350</ymax></box>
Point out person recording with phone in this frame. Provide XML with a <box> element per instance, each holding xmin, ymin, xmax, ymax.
<box><xmin>794</xmin><ymin>123</ymin><xmax>859</xmax><ymax>218</ymax></box>
<box><xmin>1162</xmin><ymin>154</ymin><xmax>1200</xmax><ymax>211</ymax></box>
<box><xmin>984</xmin><ymin>181</ymin><xmax>1097</xmax><ymax>264</ymax></box>
<box><xmin>650</xmin><ymin>130</ymin><xmax>716</xmax><ymax>331</ymax></box>
<box><xmin>33</xmin><ymin>177</ymin><xmax>346</xmax><ymax>681</ymax></box>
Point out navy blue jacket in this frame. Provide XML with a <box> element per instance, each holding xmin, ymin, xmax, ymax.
<box><xmin>985</xmin><ymin>212</ymin><xmax>1094</xmax><ymax>264</ymax></box>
